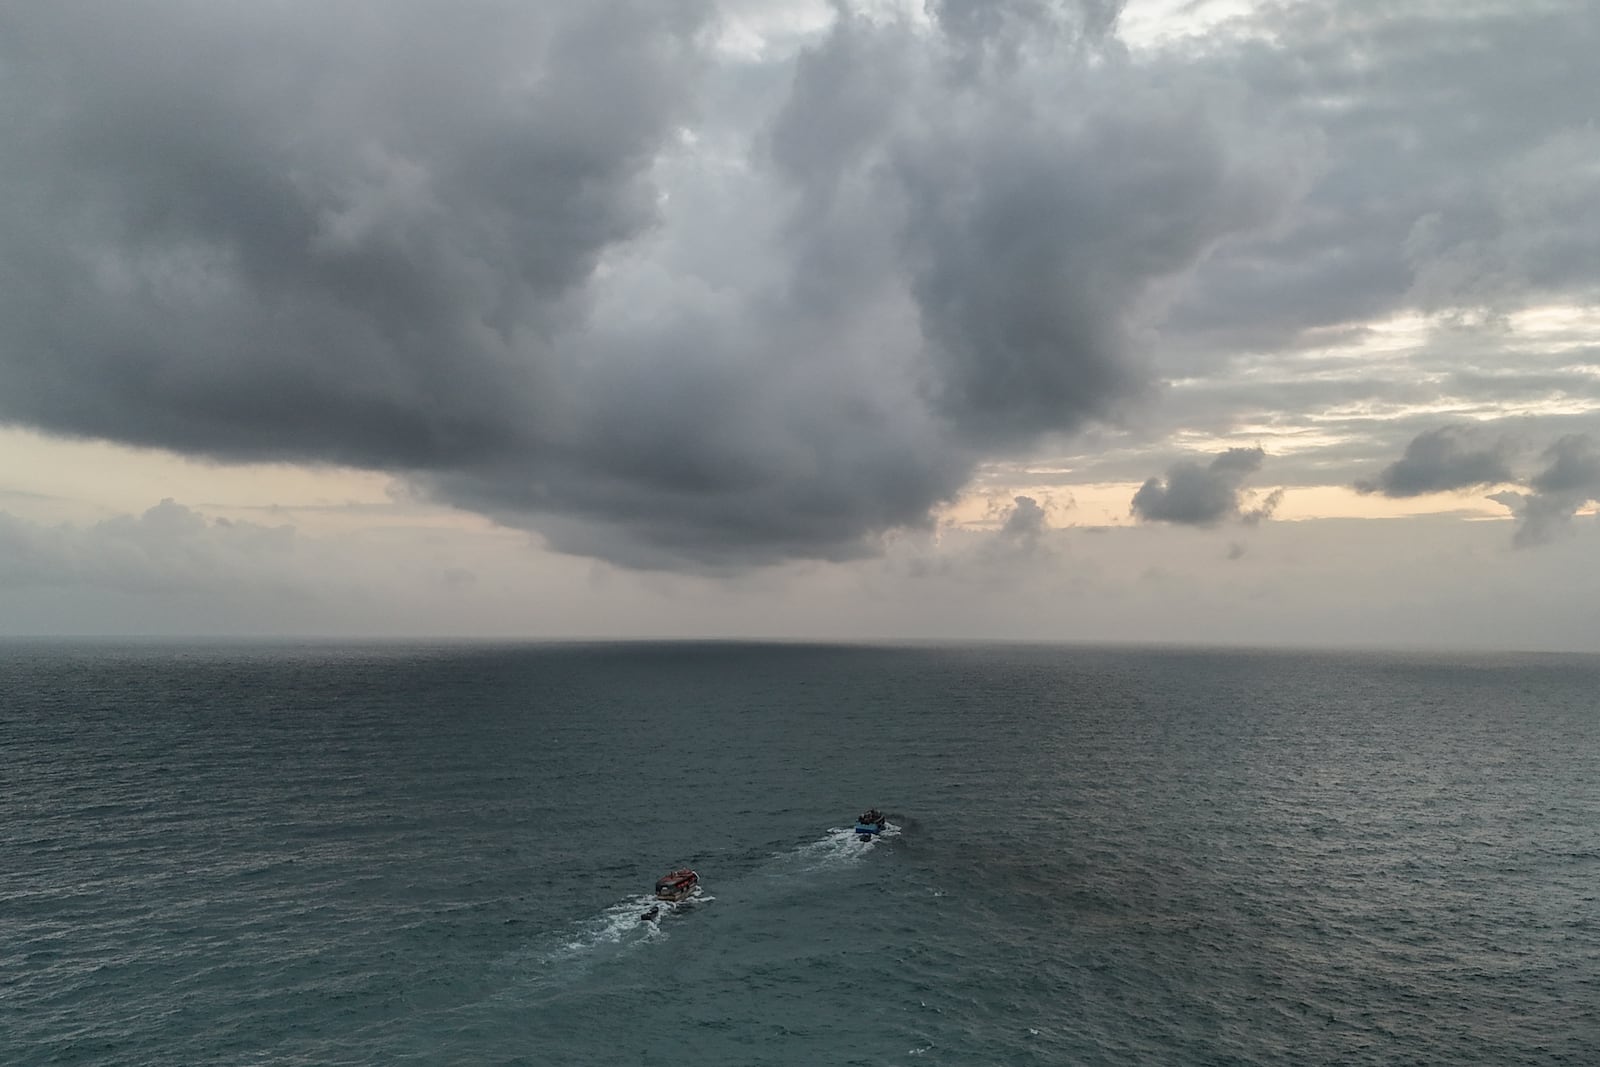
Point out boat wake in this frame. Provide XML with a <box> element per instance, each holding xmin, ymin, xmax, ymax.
<box><xmin>781</xmin><ymin>821</ymin><xmax>902</xmax><ymax>873</ymax></box>
<box><xmin>539</xmin><ymin>889</ymin><xmax>710</xmax><ymax>967</ymax></box>
<box><xmin>527</xmin><ymin>819</ymin><xmax>898</xmax><ymax>979</ymax></box>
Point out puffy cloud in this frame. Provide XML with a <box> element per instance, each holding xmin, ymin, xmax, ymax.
<box><xmin>1354</xmin><ymin>425</ymin><xmax>1517</xmax><ymax>498</ymax></box>
<box><xmin>1359</xmin><ymin>426</ymin><xmax>1600</xmax><ymax>547</ymax></box>
<box><xmin>1490</xmin><ymin>433</ymin><xmax>1600</xmax><ymax>546</ymax></box>
<box><xmin>1241</xmin><ymin>488</ymin><xmax>1285</xmax><ymax>527</ymax></box>
<box><xmin>1530</xmin><ymin>433</ymin><xmax>1600</xmax><ymax>496</ymax></box>
<box><xmin>1130</xmin><ymin>446</ymin><xmax>1279</xmax><ymax>527</ymax></box>
<box><xmin>999</xmin><ymin>494</ymin><xmax>1049</xmax><ymax>543</ymax></box>
<box><xmin>979</xmin><ymin>493</ymin><xmax>1056</xmax><ymax>564</ymax></box>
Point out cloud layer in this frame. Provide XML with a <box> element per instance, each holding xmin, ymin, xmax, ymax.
<box><xmin>2</xmin><ymin>0</ymin><xmax>1597</xmax><ymax>570</ymax></box>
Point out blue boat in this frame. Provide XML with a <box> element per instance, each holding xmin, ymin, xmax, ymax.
<box><xmin>854</xmin><ymin>809</ymin><xmax>886</xmax><ymax>838</ymax></box>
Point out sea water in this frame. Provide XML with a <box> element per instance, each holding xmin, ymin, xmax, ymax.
<box><xmin>3</xmin><ymin>641</ymin><xmax>1596</xmax><ymax>1064</ymax></box>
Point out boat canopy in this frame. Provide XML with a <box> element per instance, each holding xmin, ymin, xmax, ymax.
<box><xmin>655</xmin><ymin>868</ymin><xmax>697</xmax><ymax>890</ymax></box>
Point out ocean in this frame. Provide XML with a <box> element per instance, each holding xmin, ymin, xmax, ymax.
<box><xmin>3</xmin><ymin>641</ymin><xmax>1596</xmax><ymax>1064</ymax></box>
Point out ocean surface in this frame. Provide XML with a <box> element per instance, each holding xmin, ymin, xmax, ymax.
<box><xmin>3</xmin><ymin>641</ymin><xmax>1597</xmax><ymax>1065</ymax></box>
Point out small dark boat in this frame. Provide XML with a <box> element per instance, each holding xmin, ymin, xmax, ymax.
<box><xmin>640</xmin><ymin>905</ymin><xmax>661</xmax><ymax>922</ymax></box>
<box><xmin>854</xmin><ymin>809</ymin><xmax>887</xmax><ymax>838</ymax></box>
<box><xmin>654</xmin><ymin>868</ymin><xmax>699</xmax><ymax>902</ymax></box>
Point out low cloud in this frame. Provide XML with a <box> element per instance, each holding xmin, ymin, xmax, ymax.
<box><xmin>1354</xmin><ymin>425</ymin><xmax>1517</xmax><ymax>497</ymax></box>
<box><xmin>980</xmin><ymin>493</ymin><xmax>1055</xmax><ymax>564</ymax></box>
<box><xmin>1362</xmin><ymin>426</ymin><xmax>1600</xmax><ymax>547</ymax></box>
<box><xmin>0</xmin><ymin>499</ymin><xmax>295</xmax><ymax>594</ymax></box>
<box><xmin>1241</xmin><ymin>488</ymin><xmax>1285</xmax><ymax>527</ymax></box>
<box><xmin>1530</xmin><ymin>433</ymin><xmax>1600</xmax><ymax>496</ymax></box>
<box><xmin>0</xmin><ymin>497</ymin><xmax>536</xmax><ymax>634</ymax></box>
<box><xmin>1490</xmin><ymin>433</ymin><xmax>1600</xmax><ymax>546</ymax></box>
<box><xmin>998</xmin><ymin>495</ymin><xmax>1049</xmax><ymax>544</ymax></box>
<box><xmin>1130</xmin><ymin>447</ymin><xmax>1277</xmax><ymax>527</ymax></box>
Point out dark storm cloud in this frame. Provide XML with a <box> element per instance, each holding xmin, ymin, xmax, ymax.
<box><xmin>1130</xmin><ymin>447</ymin><xmax>1276</xmax><ymax>526</ymax></box>
<box><xmin>1354</xmin><ymin>425</ymin><xmax>1517</xmax><ymax>498</ymax></box>
<box><xmin>0</xmin><ymin>0</ymin><xmax>1294</xmax><ymax>570</ymax></box>
<box><xmin>766</xmin><ymin>2</ymin><xmax>1295</xmax><ymax>451</ymax></box>
<box><xmin>0</xmin><ymin>1</ymin><xmax>710</xmax><ymax>469</ymax></box>
<box><xmin>3</xmin><ymin>0</ymin><xmax>1596</xmax><ymax>570</ymax></box>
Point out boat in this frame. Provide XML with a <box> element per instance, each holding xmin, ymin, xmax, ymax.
<box><xmin>854</xmin><ymin>809</ymin><xmax>887</xmax><ymax>838</ymax></box>
<box><xmin>654</xmin><ymin>868</ymin><xmax>698</xmax><ymax>902</ymax></box>
<box><xmin>640</xmin><ymin>905</ymin><xmax>661</xmax><ymax>922</ymax></box>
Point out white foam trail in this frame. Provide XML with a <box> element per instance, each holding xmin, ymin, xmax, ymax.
<box><xmin>776</xmin><ymin>821</ymin><xmax>902</xmax><ymax>874</ymax></box>
<box><xmin>538</xmin><ymin>819</ymin><xmax>898</xmax><ymax>970</ymax></box>
<box><xmin>542</xmin><ymin>887</ymin><xmax>709</xmax><ymax>964</ymax></box>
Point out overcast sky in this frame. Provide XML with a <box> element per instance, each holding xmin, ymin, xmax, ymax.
<box><xmin>2</xmin><ymin>0</ymin><xmax>1598</xmax><ymax>649</ymax></box>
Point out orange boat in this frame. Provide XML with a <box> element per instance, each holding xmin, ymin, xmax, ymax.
<box><xmin>654</xmin><ymin>868</ymin><xmax>698</xmax><ymax>902</ymax></box>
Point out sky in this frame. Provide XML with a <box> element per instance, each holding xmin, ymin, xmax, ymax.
<box><xmin>2</xmin><ymin>0</ymin><xmax>1599</xmax><ymax>649</ymax></box>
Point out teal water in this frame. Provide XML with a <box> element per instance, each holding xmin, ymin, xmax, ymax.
<box><xmin>4</xmin><ymin>642</ymin><xmax>1597</xmax><ymax>1064</ymax></box>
